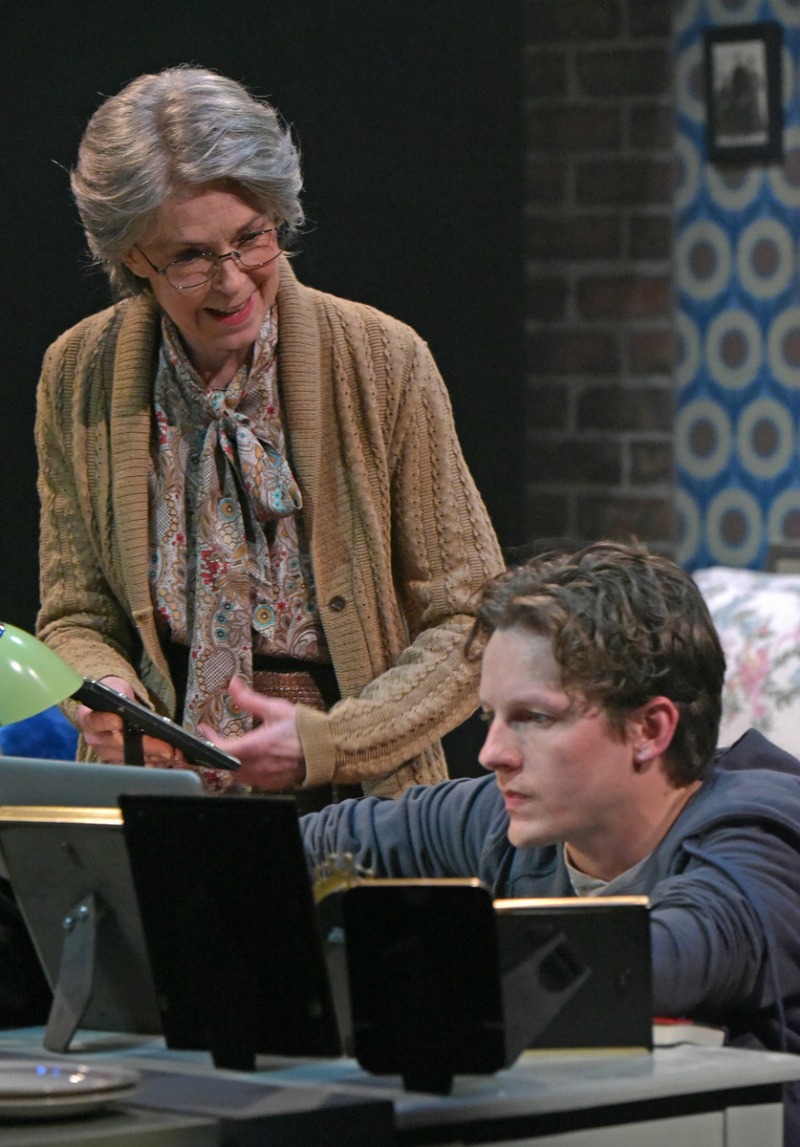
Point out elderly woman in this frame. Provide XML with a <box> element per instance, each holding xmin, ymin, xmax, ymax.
<box><xmin>35</xmin><ymin>66</ymin><xmax>503</xmax><ymax>800</ymax></box>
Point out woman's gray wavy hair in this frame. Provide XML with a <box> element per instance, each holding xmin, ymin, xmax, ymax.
<box><xmin>71</xmin><ymin>66</ymin><xmax>304</xmax><ymax>298</ymax></box>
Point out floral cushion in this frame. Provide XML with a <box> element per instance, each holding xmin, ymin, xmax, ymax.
<box><xmin>693</xmin><ymin>565</ymin><xmax>800</xmax><ymax>757</ymax></box>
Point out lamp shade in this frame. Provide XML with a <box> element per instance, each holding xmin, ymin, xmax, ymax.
<box><xmin>0</xmin><ymin>622</ymin><xmax>83</xmax><ymax>726</ymax></box>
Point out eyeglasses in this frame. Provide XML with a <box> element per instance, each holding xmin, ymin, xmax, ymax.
<box><xmin>135</xmin><ymin>228</ymin><xmax>281</xmax><ymax>290</ymax></box>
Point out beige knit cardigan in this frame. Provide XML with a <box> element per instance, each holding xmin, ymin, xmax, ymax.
<box><xmin>35</xmin><ymin>260</ymin><xmax>504</xmax><ymax>796</ymax></box>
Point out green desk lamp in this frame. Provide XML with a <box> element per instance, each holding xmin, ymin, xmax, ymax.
<box><xmin>0</xmin><ymin>620</ymin><xmax>238</xmax><ymax>770</ymax></box>
<box><xmin>0</xmin><ymin>621</ymin><xmax>82</xmax><ymax>726</ymax></box>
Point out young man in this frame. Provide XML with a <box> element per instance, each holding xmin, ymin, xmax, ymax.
<box><xmin>302</xmin><ymin>541</ymin><xmax>800</xmax><ymax>1139</ymax></box>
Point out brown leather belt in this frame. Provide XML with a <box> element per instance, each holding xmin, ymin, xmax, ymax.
<box><xmin>165</xmin><ymin>643</ymin><xmax>341</xmax><ymax>717</ymax></box>
<box><xmin>252</xmin><ymin>654</ymin><xmax>340</xmax><ymax>711</ymax></box>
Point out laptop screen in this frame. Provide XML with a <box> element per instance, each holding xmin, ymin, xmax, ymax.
<box><xmin>0</xmin><ymin>756</ymin><xmax>204</xmax><ymax>808</ymax></box>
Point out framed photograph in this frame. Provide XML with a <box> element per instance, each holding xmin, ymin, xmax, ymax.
<box><xmin>765</xmin><ymin>543</ymin><xmax>800</xmax><ymax>574</ymax></box>
<box><xmin>704</xmin><ymin>22</ymin><xmax>783</xmax><ymax>165</ymax></box>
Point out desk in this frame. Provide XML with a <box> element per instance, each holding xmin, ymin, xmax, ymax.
<box><xmin>0</xmin><ymin>1030</ymin><xmax>798</xmax><ymax>1146</ymax></box>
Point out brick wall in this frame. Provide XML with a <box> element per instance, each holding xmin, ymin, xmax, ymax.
<box><xmin>523</xmin><ymin>0</ymin><xmax>675</xmax><ymax>550</ymax></box>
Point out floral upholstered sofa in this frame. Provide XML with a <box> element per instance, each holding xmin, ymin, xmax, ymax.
<box><xmin>694</xmin><ymin>566</ymin><xmax>800</xmax><ymax>758</ymax></box>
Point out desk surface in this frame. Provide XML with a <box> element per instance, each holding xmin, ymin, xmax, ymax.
<box><xmin>0</xmin><ymin>1029</ymin><xmax>798</xmax><ymax>1145</ymax></box>
<box><xmin>252</xmin><ymin>1043</ymin><xmax>800</xmax><ymax>1130</ymax></box>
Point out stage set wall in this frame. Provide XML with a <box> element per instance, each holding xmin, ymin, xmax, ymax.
<box><xmin>0</xmin><ymin>1</ymin><xmax>524</xmax><ymax>634</ymax></box>
<box><xmin>675</xmin><ymin>0</ymin><xmax>800</xmax><ymax>571</ymax></box>
<box><xmin>521</xmin><ymin>2</ymin><xmax>676</xmax><ymax>555</ymax></box>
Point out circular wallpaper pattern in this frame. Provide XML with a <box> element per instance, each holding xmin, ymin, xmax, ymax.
<box><xmin>676</xmin><ymin>3</ymin><xmax>800</xmax><ymax>570</ymax></box>
<box><xmin>737</xmin><ymin>397</ymin><xmax>796</xmax><ymax>477</ymax></box>
<box><xmin>737</xmin><ymin>218</ymin><xmax>794</xmax><ymax>299</ymax></box>
<box><xmin>707</xmin><ymin>164</ymin><xmax>763</xmax><ymax>211</ymax></box>
<box><xmin>768</xmin><ymin>487</ymin><xmax>800</xmax><ymax>540</ymax></box>
<box><xmin>706</xmin><ymin>307</ymin><xmax>763</xmax><ymax>389</ymax></box>
<box><xmin>706</xmin><ymin>488</ymin><xmax>763</xmax><ymax>566</ymax></box>
<box><xmin>767</xmin><ymin>306</ymin><xmax>800</xmax><ymax>388</ymax></box>
<box><xmin>676</xmin><ymin>220</ymin><xmax>733</xmax><ymax>301</ymax></box>
<box><xmin>676</xmin><ymin>398</ymin><xmax>733</xmax><ymax>479</ymax></box>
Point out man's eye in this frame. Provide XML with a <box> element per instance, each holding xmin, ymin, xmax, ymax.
<box><xmin>513</xmin><ymin>711</ymin><xmax>551</xmax><ymax>727</ymax></box>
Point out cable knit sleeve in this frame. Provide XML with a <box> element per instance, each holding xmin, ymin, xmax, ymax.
<box><xmin>35</xmin><ymin>301</ymin><xmax>169</xmax><ymax>726</ymax></box>
<box><xmin>36</xmin><ymin>309</ymin><xmax>146</xmax><ymax>694</ymax></box>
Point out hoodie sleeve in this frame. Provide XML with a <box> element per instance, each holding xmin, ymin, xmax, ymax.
<box><xmin>648</xmin><ymin>820</ymin><xmax>800</xmax><ymax>1044</ymax></box>
<box><xmin>301</xmin><ymin>773</ymin><xmax>503</xmax><ymax>881</ymax></box>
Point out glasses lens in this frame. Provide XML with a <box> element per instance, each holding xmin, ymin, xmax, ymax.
<box><xmin>165</xmin><ymin>257</ymin><xmax>216</xmax><ymax>289</ymax></box>
<box><xmin>237</xmin><ymin>231</ymin><xmax>278</xmax><ymax>269</ymax></box>
<box><xmin>163</xmin><ymin>231</ymin><xmax>279</xmax><ymax>288</ymax></box>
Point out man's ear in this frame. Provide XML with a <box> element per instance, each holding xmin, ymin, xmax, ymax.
<box><xmin>629</xmin><ymin>697</ymin><xmax>679</xmax><ymax>766</ymax></box>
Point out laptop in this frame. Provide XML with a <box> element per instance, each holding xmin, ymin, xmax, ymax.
<box><xmin>0</xmin><ymin>760</ymin><xmax>205</xmax><ymax>1052</ymax></box>
<box><xmin>0</xmin><ymin>756</ymin><xmax>204</xmax><ymax>808</ymax></box>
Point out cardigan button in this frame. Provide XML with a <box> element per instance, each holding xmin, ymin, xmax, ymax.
<box><xmin>328</xmin><ymin>595</ymin><xmax>347</xmax><ymax>612</ymax></box>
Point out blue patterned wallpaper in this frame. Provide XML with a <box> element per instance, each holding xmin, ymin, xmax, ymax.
<box><xmin>675</xmin><ymin>0</ymin><xmax>800</xmax><ymax>569</ymax></box>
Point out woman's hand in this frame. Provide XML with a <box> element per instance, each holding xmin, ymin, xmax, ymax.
<box><xmin>76</xmin><ymin>676</ymin><xmax>182</xmax><ymax>766</ymax></box>
<box><xmin>200</xmin><ymin>675</ymin><xmax>306</xmax><ymax>790</ymax></box>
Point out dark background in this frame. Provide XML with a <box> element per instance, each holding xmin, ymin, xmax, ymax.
<box><xmin>1</xmin><ymin>1</ymin><xmax>524</xmax><ymax>650</ymax></box>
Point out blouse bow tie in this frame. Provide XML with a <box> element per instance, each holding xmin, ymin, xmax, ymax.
<box><xmin>202</xmin><ymin>387</ymin><xmax>302</xmax><ymax>522</ymax></box>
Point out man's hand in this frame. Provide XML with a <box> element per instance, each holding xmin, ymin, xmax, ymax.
<box><xmin>200</xmin><ymin>675</ymin><xmax>306</xmax><ymax>791</ymax></box>
<box><xmin>76</xmin><ymin>676</ymin><xmax>182</xmax><ymax>766</ymax></box>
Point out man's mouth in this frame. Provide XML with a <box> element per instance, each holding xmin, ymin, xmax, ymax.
<box><xmin>500</xmin><ymin>788</ymin><xmax>529</xmax><ymax>811</ymax></box>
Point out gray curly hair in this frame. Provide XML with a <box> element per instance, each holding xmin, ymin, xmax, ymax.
<box><xmin>71</xmin><ymin>65</ymin><xmax>304</xmax><ymax>298</ymax></box>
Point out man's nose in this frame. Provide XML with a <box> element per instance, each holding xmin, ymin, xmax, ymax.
<box><xmin>478</xmin><ymin>719</ymin><xmax>520</xmax><ymax>774</ymax></box>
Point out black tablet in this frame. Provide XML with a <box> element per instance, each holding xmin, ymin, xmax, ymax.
<box><xmin>74</xmin><ymin>679</ymin><xmax>240</xmax><ymax>771</ymax></box>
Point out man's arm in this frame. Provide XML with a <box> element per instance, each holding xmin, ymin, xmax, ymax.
<box><xmin>647</xmin><ymin>823</ymin><xmax>800</xmax><ymax>1031</ymax></box>
<box><xmin>301</xmin><ymin>774</ymin><xmax>502</xmax><ymax>882</ymax></box>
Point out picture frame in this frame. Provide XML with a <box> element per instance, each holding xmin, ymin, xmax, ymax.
<box><xmin>765</xmin><ymin>543</ymin><xmax>800</xmax><ymax>574</ymax></box>
<box><xmin>703</xmin><ymin>22</ymin><xmax>783</xmax><ymax>165</ymax></box>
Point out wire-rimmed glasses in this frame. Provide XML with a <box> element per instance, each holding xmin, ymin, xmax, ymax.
<box><xmin>135</xmin><ymin>228</ymin><xmax>281</xmax><ymax>290</ymax></box>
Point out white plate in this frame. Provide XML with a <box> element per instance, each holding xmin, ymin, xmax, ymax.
<box><xmin>0</xmin><ymin>1060</ymin><xmax>139</xmax><ymax>1120</ymax></box>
